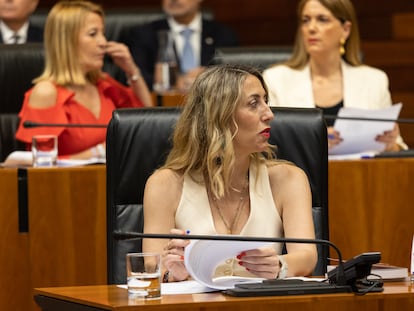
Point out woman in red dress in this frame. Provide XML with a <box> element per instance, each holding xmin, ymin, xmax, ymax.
<box><xmin>16</xmin><ymin>0</ymin><xmax>153</xmax><ymax>159</ymax></box>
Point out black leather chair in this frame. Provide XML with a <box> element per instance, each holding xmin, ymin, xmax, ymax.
<box><xmin>0</xmin><ymin>113</ymin><xmax>25</xmax><ymax>162</ymax></box>
<box><xmin>0</xmin><ymin>43</ymin><xmax>44</xmax><ymax>113</ymax></box>
<box><xmin>211</xmin><ymin>46</ymin><xmax>293</xmax><ymax>72</ymax></box>
<box><xmin>106</xmin><ymin>107</ymin><xmax>328</xmax><ymax>284</ymax></box>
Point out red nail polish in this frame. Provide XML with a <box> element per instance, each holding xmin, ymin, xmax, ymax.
<box><xmin>180</xmin><ymin>255</ymin><xmax>184</xmax><ymax>260</ymax></box>
<box><xmin>238</xmin><ymin>261</ymin><xmax>243</xmax><ymax>266</ymax></box>
<box><xmin>237</xmin><ymin>252</ymin><xmax>246</xmax><ymax>259</ymax></box>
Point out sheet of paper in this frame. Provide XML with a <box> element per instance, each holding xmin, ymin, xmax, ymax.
<box><xmin>1</xmin><ymin>151</ymin><xmax>105</xmax><ymax>167</ymax></box>
<box><xmin>330</xmin><ymin>103</ymin><xmax>402</xmax><ymax>155</ymax></box>
<box><xmin>119</xmin><ymin>277</ymin><xmax>328</xmax><ymax>295</ymax></box>
<box><xmin>118</xmin><ymin>281</ymin><xmax>218</xmax><ymax>295</ymax></box>
<box><xmin>184</xmin><ymin>239</ymin><xmax>271</xmax><ymax>290</ymax></box>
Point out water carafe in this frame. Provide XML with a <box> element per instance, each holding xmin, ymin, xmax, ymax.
<box><xmin>153</xmin><ymin>30</ymin><xmax>178</xmax><ymax>93</ymax></box>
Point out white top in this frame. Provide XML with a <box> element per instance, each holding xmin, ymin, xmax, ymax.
<box><xmin>176</xmin><ymin>161</ymin><xmax>283</xmax><ymax>277</ymax></box>
<box><xmin>263</xmin><ymin>61</ymin><xmax>392</xmax><ymax>109</ymax></box>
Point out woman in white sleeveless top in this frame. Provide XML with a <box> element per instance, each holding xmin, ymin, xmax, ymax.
<box><xmin>143</xmin><ymin>64</ymin><xmax>317</xmax><ymax>283</ymax></box>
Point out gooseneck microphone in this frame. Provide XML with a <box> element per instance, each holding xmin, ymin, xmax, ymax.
<box><xmin>23</xmin><ymin>120</ymin><xmax>107</xmax><ymax>128</ymax></box>
<box><xmin>113</xmin><ymin>231</ymin><xmax>347</xmax><ymax>286</ymax></box>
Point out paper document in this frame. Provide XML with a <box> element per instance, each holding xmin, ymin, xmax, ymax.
<box><xmin>330</xmin><ymin>103</ymin><xmax>402</xmax><ymax>155</ymax></box>
<box><xmin>1</xmin><ymin>151</ymin><xmax>105</xmax><ymax>167</ymax></box>
<box><xmin>184</xmin><ymin>239</ymin><xmax>271</xmax><ymax>290</ymax></box>
<box><xmin>117</xmin><ymin>281</ymin><xmax>218</xmax><ymax>295</ymax></box>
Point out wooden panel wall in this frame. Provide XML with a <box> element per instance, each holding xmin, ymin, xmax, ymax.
<box><xmin>38</xmin><ymin>0</ymin><xmax>414</xmax><ymax>146</ymax></box>
<box><xmin>38</xmin><ymin>0</ymin><xmax>414</xmax><ymax>44</ymax></box>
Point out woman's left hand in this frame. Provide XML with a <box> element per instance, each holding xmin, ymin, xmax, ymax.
<box><xmin>105</xmin><ymin>41</ymin><xmax>137</xmax><ymax>76</ymax></box>
<box><xmin>237</xmin><ymin>247</ymin><xmax>281</xmax><ymax>279</ymax></box>
<box><xmin>376</xmin><ymin>123</ymin><xmax>400</xmax><ymax>151</ymax></box>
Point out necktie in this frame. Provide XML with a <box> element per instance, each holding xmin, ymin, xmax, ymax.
<box><xmin>12</xmin><ymin>33</ymin><xmax>20</xmax><ymax>44</ymax></box>
<box><xmin>180</xmin><ymin>28</ymin><xmax>195</xmax><ymax>73</ymax></box>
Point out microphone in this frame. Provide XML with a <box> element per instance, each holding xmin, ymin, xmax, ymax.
<box><xmin>23</xmin><ymin>120</ymin><xmax>107</xmax><ymax>128</ymax></box>
<box><xmin>324</xmin><ymin>115</ymin><xmax>414</xmax><ymax>124</ymax></box>
<box><xmin>113</xmin><ymin>231</ymin><xmax>347</xmax><ymax>286</ymax></box>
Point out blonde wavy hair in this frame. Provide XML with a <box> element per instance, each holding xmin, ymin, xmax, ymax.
<box><xmin>163</xmin><ymin>64</ymin><xmax>277</xmax><ymax>199</ymax></box>
<box><xmin>284</xmin><ymin>0</ymin><xmax>362</xmax><ymax>69</ymax></box>
<box><xmin>34</xmin><ymin>0</ymin><xmax>104</xmax><ymax>85</ymax></box>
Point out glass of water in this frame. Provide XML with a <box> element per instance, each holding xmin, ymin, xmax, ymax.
<box><xmin>32</xmin><ymin>135</ymin><xmax>58</xmax><ymax>167</ymax></box>
<box><xmin>126</xmin><ymin>253</ymin><xmax>161</xmax><ymax>299</ymax></box>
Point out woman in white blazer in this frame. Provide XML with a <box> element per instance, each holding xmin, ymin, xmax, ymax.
<box><xmin>263</xmin><ymin>0</ymin><xmax>406</xmax><ymax>151</ymax></box>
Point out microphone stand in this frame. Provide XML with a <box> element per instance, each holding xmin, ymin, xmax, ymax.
<box><xmin>23</xmin><ymin>121</ymin><xmax>107</xmax><ymax>128</ymax></box>
<box><xmin>113</xmin><ymin>231</ymin><xmax>347</xmax><ymax>286</ymax></box>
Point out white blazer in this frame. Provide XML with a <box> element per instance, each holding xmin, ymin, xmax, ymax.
<box><xmin>262</xmin><ymin>61</ymin><xmax>392</xmax><ymax>109</ymax></box>
<box><xmin>263</xmin><ymin>61</ymin><xmax>407</xmax><ymax>149</ymax></box>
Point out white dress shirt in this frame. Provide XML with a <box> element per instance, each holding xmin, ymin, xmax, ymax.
<box><xmin>0</xmin><ymin>20</ymin><xmax>29</xmax><ymax>44</ymax></box>
<box><xmin>167</xmin><ymin>13</ymin><xmax>202</xmax><ymax>67</ymax></box>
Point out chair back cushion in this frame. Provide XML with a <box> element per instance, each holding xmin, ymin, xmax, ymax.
<box><xmin>106</xmin><ymin>107</ymin><xmax>328</xmax><ymax>284</ymax></box>
<box><xmin>0</xmin><ymin>43</ymin><xmax>44</xmax><ymax>113</ymax></box>
<box><xmin>106</xmin><ymin>108</ymin><xmax>180</xmax><ymax>284</ymax></box>
<box><xmin>211</xmin><ymin>46</ymin><xmax>292</xmax><ymax>72</ymax></box>
<box><xmin>0</xmin><ymin>113</ymin><xmax>25</xmax><ymax>162</ymax></box>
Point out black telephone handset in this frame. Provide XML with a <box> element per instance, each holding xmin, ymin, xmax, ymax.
<box><xmin>328</xmin><ymin>252</ymin><xmax>381</xmax><ymax>285</ymax></box>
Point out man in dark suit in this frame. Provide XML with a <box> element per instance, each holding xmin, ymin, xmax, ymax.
<box><xmin>123</xmin><ymin>0</ymin><xmax>239</xmax><ymax>92</ymax></box>
<box><xmin>0</xmin><ymin>0</ymin><xmax>43</xmax><ymax>44</ymax></box>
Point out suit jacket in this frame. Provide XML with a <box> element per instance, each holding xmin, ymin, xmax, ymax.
<box><xmin>263</xmin><ymin>61</ymin><xmax>407</xmax><ymax>149</ymax></box>
<box><xmin>123</xmin><ymin>17</ymin><xmax>239</xmax><ymax>89</ymax></box>
<box><xmin>262</xmin><ymin>61</ymin><xmax>392</xmax><ymax>109</ymax></box>
<box><xmin>0</xmin><ymin>23</ymin><xmax>43</xmax><ymax>43</ymax></box>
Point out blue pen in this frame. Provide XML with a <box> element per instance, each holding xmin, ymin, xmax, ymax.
<box><xmin>186</xmin><ymin>230</ymin><xmax>191</xmax><ymax>234</ymax></box>
<box><xmin>360</xmin><ymin>155</ymin><xmax>373</xmax><ymax>159</ymax></box>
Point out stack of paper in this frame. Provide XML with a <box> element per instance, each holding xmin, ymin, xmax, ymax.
<box><xmin>329</xmin><ymin>103</ymin><xmax>402</xmax><ymax>156</ymax></box>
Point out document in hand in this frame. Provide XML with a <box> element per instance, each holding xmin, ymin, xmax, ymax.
<box><xmin>184</xmin><ymin>239</ymin><xmax>270</xmax><ymax>290</ymax></box>
<box><xmin>330</xmin><ymin>103</ymin><xmax>402</xmax><ymax>155</ymax></box>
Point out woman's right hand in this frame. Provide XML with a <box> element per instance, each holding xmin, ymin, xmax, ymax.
<box><xmin>162</xmin><ymin>228</ymin><xmax>191</xmax><ymax>282</ymax></box>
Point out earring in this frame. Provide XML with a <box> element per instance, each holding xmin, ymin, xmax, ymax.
<box><xmin>339</xmin><ymin>38</ymin><xmax>346</xmax><ymax>56</ymax></box>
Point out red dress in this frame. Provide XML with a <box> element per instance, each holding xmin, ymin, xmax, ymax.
<box><xmin>16</xmin><ymin>75</ymin><xmax>144</xmax><ymax>156</ymax></box>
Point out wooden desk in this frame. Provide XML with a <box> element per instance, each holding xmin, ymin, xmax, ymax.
<box><xmin>0</xmin><ymin>165</ymin><xmax>107</xmax><ymax>311</ymax></box>
<box><xmin>328</xmin><ymin>158</ymin><xmax>414</xmax><ymax>269</ymax></box>
<box><xmin>151</xmin><ymin>92</ymin><xmax>185</xmax><ymax>107</ymax></box>
<box><xmin>1</xmin><ymin>158</ymin><xmax>414</xmax><ymax>310</ymax></box>
<box><xmin>33</xmin><ymin>282</ymin><xmax>414</xmax><ymax>311</ymax></box>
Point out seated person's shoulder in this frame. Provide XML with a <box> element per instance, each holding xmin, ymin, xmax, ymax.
<box><xmin>203</xmin><ymin>19</ymin><xmax>239</xmax><ymax>45</ymax></box>
<box><xmin>267</xmin><ymin>161</ymin><xmax>308</xmax><ymax>185</ymax></box>
<box><xmin>347</xmin><ymin>63</ymin><xmax>388</xmax><ymax>80</ymax></box>
<box><xmin>28</xmin><ymin>80</ymin><xmax>57</xmax><ymax>109</ymax></box>
<box><xmin>263</xmin><ymin>63</ymin><xmax>292</xmax><ymax>76</ymax></box>
<box><xmin>146</xmin><ymin>168</ymin><xmax>183</xmax><ymax>188</ymax></box>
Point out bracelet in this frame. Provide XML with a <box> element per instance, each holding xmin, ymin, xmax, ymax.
<box><xmin>96</xmin><ymin>144</ymin><xmax>105</xmax><ymax>158</ymax></box>
<box><xmin>127</xmin><ymin>70</ymin><xmax>142</xmax><ymax>85</ymax></box>
<box><xmin>163</xmin><ymin>270</ymin><xmax>171</xmax><ymax>283</ymax></box>
<box><xmin>91</xmin><ymin>144</ymin><xmax>105</xmax><ymax>158</ymax></box>
<box><xmin>276</xmin><ymin>255</ymin><xmax>288</xmax><ymax>279</ymax></box>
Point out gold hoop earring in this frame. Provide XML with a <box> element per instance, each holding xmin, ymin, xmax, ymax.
<box><xmin>339</xmin><ymin>38</ymin><xmax>346</xmax><ymax>56</ymax></box>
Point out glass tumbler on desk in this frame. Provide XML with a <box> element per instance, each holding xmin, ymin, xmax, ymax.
<box><xmin>153</xmin><ymin>30</ymin><xmax>178</xmax><ymax>93</ymax></box>
<box><xmin>126</xmin><ymin>253</ymin><xmax>161</xmax><ymax>299</ymax></box>
<box><xmin>32</xmin><ymin>135</ymin><xmax>58</xmax><ymax>167</ymax></box>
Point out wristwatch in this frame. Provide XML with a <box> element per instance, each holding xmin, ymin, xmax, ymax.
<box><xmin>277</xmin><ymin>255</ymin><xmax>288</xmax><ymax>279</ymax></box>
